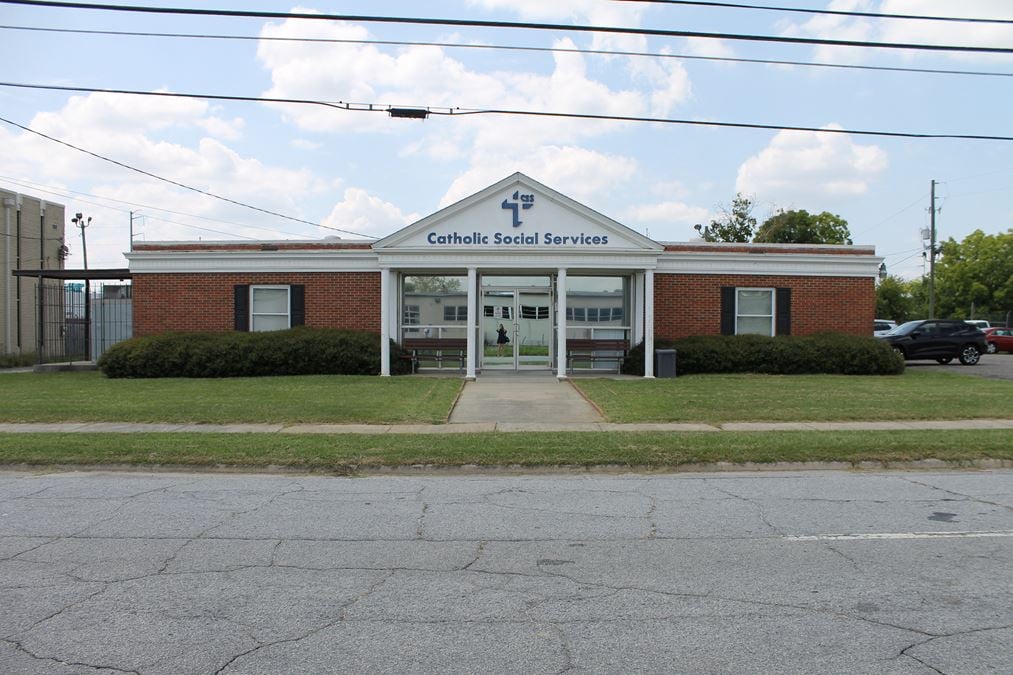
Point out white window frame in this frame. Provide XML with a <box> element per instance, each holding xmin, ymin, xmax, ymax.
<box><xmin>250</xmin><ymin>285</ymin><xmax>291</xmax><ymax>332</ymax></box>
<box><xmin>443</xmin><ymin>305</ymin><xmax>467</xmax><ymax>322</ymax></box>
<box><xmin>735</xmin><ymin>287</ymin><xmax>776</xmax><ymax>336</ymax></box>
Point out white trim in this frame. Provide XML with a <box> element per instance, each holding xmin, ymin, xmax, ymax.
<box><xmin>377</xmin><ymin>251</ymin><xmax>659</xmax><ymax>271</ymax></box>
<box><xmin>127</xmin><ymin>244</ymin><xmax>880</xmax><ymax>279</ymax></box>
<box><xmin>735</xmin><ymin>287</ymin><xmax>775</xmax><ymax>337</ymax></box>
<box><xmin>126</xmin><ymin>249</ymin><xmax>378</xmax><ymax>273</ymax></box>
<box><xmin>250</xmin><ymin>285</ymin><xmax>291</xmax><ymax>332</ymax></box>
<box><xmin>656</xmin><ymin>251</ymin><xmax>882</xmax><ymax>278</ymax></box>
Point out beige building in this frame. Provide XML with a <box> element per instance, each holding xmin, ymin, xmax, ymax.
<box><xmin>1</xmin><ymin>189</ymin><xmax>67</xmax><ymax>356</ymax></box>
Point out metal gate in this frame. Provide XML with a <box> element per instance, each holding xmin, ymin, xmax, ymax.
<box><xmin>35</xmin><ymin>281</ymin><xmax>132</xmax><ymax>364</ymax></box>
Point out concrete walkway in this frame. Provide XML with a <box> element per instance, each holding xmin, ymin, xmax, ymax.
<box><xmin>449</xmin><ymin>371</ymin><xmax>602</xmax><ymax>425</ymax></box>
<box><xmin>0</xmin><ymin>419</ymin><xmax>1010</xmax><ymax>434</ymax></box>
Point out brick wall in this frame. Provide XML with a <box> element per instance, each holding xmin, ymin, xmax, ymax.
<box><xmin>133</xmin><ymin>272</ymin><xmax>381</xmax><ymax>336</ymax></box>
<box><xmin>655</xmin><ymin>273</ymin><xmax>874</xmax><ymax>338</ymax></box>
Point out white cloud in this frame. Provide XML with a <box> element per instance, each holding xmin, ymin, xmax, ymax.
<box><xmin>0</xmin><ymin>92</ymin><xmax>402</xmax><ymax>264</ymax></box>
<box><xmin>782</xmin><ymin>0</ymin><xmax>1013</xmax><ymax>64</ymax></box>
<box><xmin>321</xmin><ymin>187</ymin><xmax>420</xmax><ymax>237</ymax></box>
<box><xmin>735</xmin><ymin>124</ymin><xmax>889</xmax><ymax>203</ymax></box>
<box><xmin>625</xmin><ymin>201</ymin><xmax>710</xmax><ymax>224</ymax></box>
<box><xmin>440</xmin><ymin>146</ymin><xmax>638</xmax><ymax>208</ymax></box>
<box><xmin>196</xmin><ymin>116</ymin><xmax>245</xmax><ymax>141</ymax></box>
<box><xmin>682</xmin><ymin>38</ymin><xmax>737</xmax><ymax>60</ymax></box>
<box><xmin>255</xmin><ymin>12</ymin><xmax>692</xmax><ymax>143</ymax></box>
<box><xmin>290</xmin><ymin>138</ymin><xmax>321</xmax><ymax>150</ymax></box>
<box><xmin>464</xmin><ymin>0</ymin><xmax>646</xmax><ymax>51</ymax></box>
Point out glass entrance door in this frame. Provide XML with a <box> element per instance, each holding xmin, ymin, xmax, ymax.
<box><xmin>480</xmin><ymin>277</ymin><xmax>553</xmax><ymax>370</ymax></box>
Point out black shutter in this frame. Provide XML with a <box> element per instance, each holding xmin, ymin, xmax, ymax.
<box><xmin>776</xmin><ymin>288</ymin><xmax>792</xmax><ymax>335</ymax></box>
<box><xmin>290</xmin><ymin>285</ymin><xmax>305</xmax><ymax>326</ymax></box>
<box><xmin>720</xmin><ymin>287</ymin><xmax>736</xmax><ymax>335</ymax></box>
<box><xmin>234</xmin><ymin>285</ymin><xmax>249</xmax><ymax>331</ymax></box>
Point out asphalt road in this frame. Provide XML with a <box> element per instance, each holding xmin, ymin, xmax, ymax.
<box><xmin>1</xmin><ymin>470</ymin><xmax>1011</xmax><ymax>674</ymax></box>
<box><xmin>907</xmin><ymin>352</ymin><xmax>1013</xmax><ymax>381</ymax></box>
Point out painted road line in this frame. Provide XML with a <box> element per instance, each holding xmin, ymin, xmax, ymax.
<box><xmin>785</xmin><ymin>530</ymin><xmax>1013</xmax><ymax>541</ymax></box>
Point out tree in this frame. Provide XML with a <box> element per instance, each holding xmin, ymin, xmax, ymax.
<box><xmin>403</xmin><ymin>276</ymin><xmax>461</xmax><ymax>294</ymax></box>
<box><xmin>875</xmin><ymin>275</ymin><xmax>916</xmax><ymax>323</ymax></box>
<box><xmin>935</xmin><ymin>228</ymin><xmax>1012</xmax><ymax>320</ymax></box>
<box><xmin>753</xmin><ymin>209</ymin><xmax>853</xmax><ymax>245</ymax></box>
<box><xmin>698</xmin><ymin>193</ymin><xmax>756</xmax><ymax>242</ymax></box>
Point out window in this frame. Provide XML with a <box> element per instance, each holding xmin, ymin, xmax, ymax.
<box><xmin>520</xmin><ymin>305</ymin><xmax>549</xmax><ymax>319</ymax></box>
<box><xmin>483</xmin><ymin>305</ymin><xmax>512</xmax><ymax>319</ymax></box>
<box><xmin>251</xmin><ymin>286</ymin><xmax>290</xmax><ymax>332</ymax></box>
<box><xmin>403</xmin><ymin>304</ymin><xmax>420</xmax><ymax>325</ymax></box>
<box><xmin>736</xmin><ymin>288</ymin><xmax>774</xmax><ymax>336</ymax></box>
<box><xmin>443</xmin><ymin>305</ymin><xmax>467</xmax><ymax>321</ymax></box>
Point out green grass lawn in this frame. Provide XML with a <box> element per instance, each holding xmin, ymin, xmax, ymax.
<box><xmin>0</xmin><ymin>430</ymin><xmax>1008</xmax><ymax>470</ymax></box>
<box><xmin>574</xmin><ymin>371</ymin><xmax>1013</xmax><ymax>424</ymax></box>
<box><xmin>0</xmin><ymin>372</ymin><xmax>462</xmax><ymax>424</ymax></box>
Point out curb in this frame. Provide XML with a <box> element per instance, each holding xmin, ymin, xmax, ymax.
<box><xmin>2</xmin><ymin>458</ymin><xmax>1011</xmax><ymax>477</ymax></box>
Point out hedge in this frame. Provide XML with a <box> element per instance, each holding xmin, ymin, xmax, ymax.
<box><xmin>621</xmin><ymin>333</ymin><xmax>904</xmax><ymax>376</ymax></box>
<box><xmin>98</xmin><ymin>328</ymin><xmax>412</xmax><ymax>378</ymax></box>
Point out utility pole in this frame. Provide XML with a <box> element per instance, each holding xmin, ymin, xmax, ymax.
<box><xmin>72</xmin><ymin>212</ymin><xmax>91</xmax><ymax>270</ymax></box>
<box><xmin>928</xmin><ymin>180</ymin><xmax>938</xmax><ymax>319</ymax></box>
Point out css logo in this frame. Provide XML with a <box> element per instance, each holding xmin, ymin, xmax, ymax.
<box><xmin>501</xmin><ymin>191</ymin><xmax>535</xmax><ymax>227</ymax></box>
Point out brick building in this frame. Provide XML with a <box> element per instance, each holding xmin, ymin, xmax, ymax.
<box><xmin>127</xmin><ymin>173</ymin><xmax>880</xmax><ymax>378</ymax></box>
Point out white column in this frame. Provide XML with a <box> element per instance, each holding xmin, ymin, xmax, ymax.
<box><xmin>644</xmin><ymin>268</ymin><xmax>655</xmax><ymax>378</ymax></box>
<box><xmin>633</xmin><ymin>271</ymin><xmax>645</xmax><ymax>346</ymax></box>
<box><xmin>380</xmin><ymin>267</ymin><xmax>391</xmax><ymax>377</ymax></box>
<box><xmin>466</xmin><ymin>267</ymin><xmax>477</xmax><ymax>380</ymax></box>
<box><xmin>556</xmin><ymin>267</ymin><xmax>567</xmax><ymax>380</ymax></box>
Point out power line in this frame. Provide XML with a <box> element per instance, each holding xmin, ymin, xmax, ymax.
<box><xmin>4</xmin><ymin>81</ymin><xmax>1013</xmax><ymax>142</ymax></box>
<box><xmin>611</xmin><ymin>0</ymin><xmax>1013</xmax><ymax>25</ymax></box>
<box><xmin>4</xmin><ymin>24</ymin><xmax>1011</xmax><ymax>80</ymax></box>
<box><xmin>0</xmin><ymin>178</ymin><xmax>268</xmax><ymax>241</ymax></box>
<box><xmin>0</xmin><ymin>174</ymin><xmax>325</xmax><ymax>240</ymax></box>
<box><xmin>3</xmin><ymin>1</ymin><xmax>1012</xmax><ymax>54</ymax></box>
<box><xmin>0</xmin><ymin>113</ymin><xmax>378</xmax><ymax>239</ymax></box>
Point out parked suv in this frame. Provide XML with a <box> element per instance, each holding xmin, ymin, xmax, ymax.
<box><xmin>874</xmin><ymin>319</ymin><xmax>897</xmax><ymax>336</ymax></box>
<box><xmin>876</xmin><ymin>319</ymin><xmax>987</xmax><ymax>365</ymax></box>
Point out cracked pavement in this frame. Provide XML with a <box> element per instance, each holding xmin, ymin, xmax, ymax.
<box><xmin>1</xmin><ymin>469</ymin><xmax>1011</xmax><ymax>673</ymax></box>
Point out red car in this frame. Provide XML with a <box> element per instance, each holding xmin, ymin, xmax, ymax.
<box><xmin>984</xmin><ymin>328</ymin><xmax>1013</xmax><ymax>354</ymax></box>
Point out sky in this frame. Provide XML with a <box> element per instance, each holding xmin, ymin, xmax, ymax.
<box><xmin>1</xmin><ymin>0</ymin><xmax>1011</xmax><ymax>279</ymax></box>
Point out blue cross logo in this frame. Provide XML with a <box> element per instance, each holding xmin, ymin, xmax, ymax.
<box><xmin>501</xmin><ymin>191</ymin><xmax>535</xmax><ymax>227</ymax></box>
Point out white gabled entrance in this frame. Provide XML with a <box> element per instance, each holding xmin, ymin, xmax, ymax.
<box><xmin>375</xmin><ymin>172</ymin><xmax>662</xmax><ymax>378</ymax></box>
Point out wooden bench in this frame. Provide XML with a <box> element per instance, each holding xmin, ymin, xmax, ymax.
<box><xmin>565</xmin><ymin>339</ymin><xmax>629</xmax><ymax>373</ymax></box>
<box><xmin>402</xmin><ymin>338</ymin><xmax>468</xmax><ymax>372</ymax></box>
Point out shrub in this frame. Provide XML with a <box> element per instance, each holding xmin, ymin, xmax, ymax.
<box><xmin>621</xmin><ymin>333</ymin><xmax>904</xmax><ymax>376</ymax></box>
<box><xmin>98</xmin><ymin>328</ymin><xmax>413</xmax><ymax>378</ymax></box>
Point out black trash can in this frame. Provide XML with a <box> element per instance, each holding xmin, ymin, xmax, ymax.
<box><xmin>655</xmin><ymin>349</ymin><xmax>677</xmax><ymax>378</ymax></box>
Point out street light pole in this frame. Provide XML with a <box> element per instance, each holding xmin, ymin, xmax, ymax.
<box><xmin>71</xmin><ymin>212</ymin><xmax>91</xmax><ymax>270</ymax></box>
<box><xmin>71</xmin><ymin>212</ymin><xmax>93</xmax><ymax>361</ymax></box>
